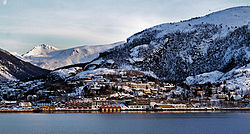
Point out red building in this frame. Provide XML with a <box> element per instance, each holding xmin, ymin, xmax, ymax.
<box><xmin>65</xmin><ymin>102</ymin><xmax>92</xmax><ymax>109</ymax></box>
<box><xmin>101</xmin><ymin>105</ymin><xmax>121</xmax><ymax>112</ymax></box>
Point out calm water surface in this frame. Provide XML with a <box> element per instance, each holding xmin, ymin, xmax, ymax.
<box><xmin>0</xmin><ymin>111</ymin><xmax>249</xmax><ymax>134</ymax></box>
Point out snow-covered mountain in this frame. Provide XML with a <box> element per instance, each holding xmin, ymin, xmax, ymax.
<box><xmin>0</xmin><ymin>49</ymin><xmax>49</xmax><ymax>81</ymax></box>
<box><xmin>22</xmin><ymin>42</ymin><xmax>124</xmax><ymax>70</ymax></box>
<box><xmin>84</xmin><ymin>6</ymin><xmax>250</xmax><ymax>82</ymax></box>
<box><xmin>22</xmin><ymin>44</ymin><xmax>58</xmax><ymax>57</ymax></box>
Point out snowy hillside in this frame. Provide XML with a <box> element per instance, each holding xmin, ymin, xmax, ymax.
<box><xmin>49</xmin><ymin>67</ymin><xmax>156</xmax><ymax>83</ymax></box>
<box><xmin>0</xmin><ymin>49</ymin><xmax>49</xmax><ymax>81</ymax></box>
<box><xmin>184</xmin><ymin>64</ymin><xmax>250</xmax><ymax>91</ymax></box>
<box><xmin>51</xmin><ymin>68</ymin><xmax>122</xmax><ymax>80</ymax></box>
<box><xmin>220</xmin><ymin>63</ymin><xmax>250</xmax><ymax>91</ymax></box>
<box><xmin>22</xmin><ymin>41</ymin><xmax>124</xmax><ymax>70</ymax></box>
<box><xmin>185</xmin><ymin>71</ymin><xmax>224</xmax><ymax>85</ymax></box>
<box><xmin>84</xmin><ymin>6</ymin><xmax>250</xmax><ymax>81</ymax></box>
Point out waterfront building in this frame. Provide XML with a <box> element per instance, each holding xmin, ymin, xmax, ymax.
<box><xmin>154</xmin><ymin>104</ymin><xmax>187</xmax><ymax>109</ymax></box>
<box><xmin>19</xmin><ymin>102</ymin><xmax>32</xmax><ymax>107</ymax></box>
<box><xmin>127</xmin><ymin>99</ymin><xmax>151</xmax><ymax>109</ymax></box>
<box><xmin>65</xmin><ymin>101</ymin><xmax>92</xmax><ymax>110</ymax></box>
<box><xmin>101</xmin><ymin>105</ymin><xmax>121</xmax><ymax>112</ymax></box>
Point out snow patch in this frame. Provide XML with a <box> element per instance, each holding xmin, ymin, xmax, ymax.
<box><xmin>73</xmin><ymin>68</ymin><xmax>118</xmax><ymax>79</ymax></box>
<box><xmin>130</xmin><ymin>44</ymin><xmax>148</xmax><ymax>57</ymax></box>
<box><xmin>91</xmin><ymin>58</ymin><xmax>103</xmax><ymax>65</ymax></box>
<box><xmin>106</xmin><ymin>59</ymin><xmax>115</xmax><ymax>64</ymax></box>
<box><xmin>52</xmin><ymin>67</ymin><xmax>81</xmax><ymax>79</ymax></box>
<box><xmin>185</xmin><ymin>71</ymin><xmax>224</xmax><ymax>85</ymax></box>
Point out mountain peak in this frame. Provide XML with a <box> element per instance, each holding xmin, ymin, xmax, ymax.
<box><xmin>22</xmin><ymin>44</ymin><xmax>58</xmax><ymax>57</ymax></box>
<box><xmin>37</xmin><ymin>44</ymin><xmax>57</xmax><ymax>50</ymax></box>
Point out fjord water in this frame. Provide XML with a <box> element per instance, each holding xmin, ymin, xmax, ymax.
<box><xmin>0</xmin><ymin>112</ymin><xmax>249</xmax><ymax>134</ymax></box>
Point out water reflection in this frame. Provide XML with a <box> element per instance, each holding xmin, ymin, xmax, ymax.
<box><xmin>0</xmin><ymin>112</ymin><xmax>249</xmax><ymax>134</ymax></box>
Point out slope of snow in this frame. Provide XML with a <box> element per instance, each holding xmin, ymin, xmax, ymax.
<box><xmin>52</xmin><ymin>67</ymin><xmax>81</xmax><ymax>79</ymax></box>
<box><xmin>10</xmin><ymin>52</ymin><xmax>23</xmax><ymax>60</ymax></box>
<box><xmin>185</xmin><ymin>71</ymin><xmax>224</xmax><ymax>85</ymax></box>
<box><xmin>22</xmin><ymin>41</ymin><xmax>124</xmax><ymax>70</ymax></box>
<box><xmin>73</xmin><ymin>68</ymin><xmax>118</xmax><ymax>79</ymax></box>
<box><xmin>129</xmin><ymin>44</ymin><xmax>148</xmax><ymax>62</ymax></box>
<box><xmin>0</xmin><ymin>65</ymin><xmax>16</xmax><ymax>80</ymax></box>
<box><xmin>185</xmin><ymin>64</ymin><xmax>250</xmax><ymax>91</ymax></box>
<box><xmin>220</xmin><ymin>64</ymin><xmax>250</xmax><ymax>91</ymax></box>
<box><xmin>129</xmin><ymin>6</ymin><xmax>250</xmax><ymax>42</ymax></box>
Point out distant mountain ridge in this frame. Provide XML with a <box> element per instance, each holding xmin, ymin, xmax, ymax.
<box><xmin>83</xmin><ymin>6</ymin><xmax>250</xmax><ymax>82</ymax></box>
<box><xmin>22</xmin><ymin>41</ymin><xmax>125</xmax><ymax>70</ymax></box>
<box><xmin>0</xmin><ymin>49</ymin><xmax>49</xmax><ymax>81</ymax></box>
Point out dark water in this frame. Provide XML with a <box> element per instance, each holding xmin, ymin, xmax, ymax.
<box><xmin>0</xmin><ymin>111</ymin><xmax>250</xmax><ymax>134</ymax></box>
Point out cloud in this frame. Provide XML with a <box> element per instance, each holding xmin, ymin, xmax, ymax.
<box><xmin>3</xmin><ymin>0</ymin><xmax>7</xmax><ymax>6</ymax></box>
<box><xmin>0</xmin><ymin>8</ymin><xmax>164</xmax><ymax>46</ymax></box>
<box><xmin>0</xmin><ymin>0</ymin><xmax>249</xmax><ymax>54</ymax></box>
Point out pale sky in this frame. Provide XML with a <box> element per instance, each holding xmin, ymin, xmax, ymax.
<box><xmin>0</xmin><ymin>0</ymin><xmax>249</xmax><ymax>54</ymax></box>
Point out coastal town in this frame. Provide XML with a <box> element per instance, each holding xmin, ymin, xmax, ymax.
<box><xmin>0</xmin><ymin>1</ymin><xmax>250</xmax><ymax>134</ymax></box>
<box><xmin>0</xmin><ymin>68</ymin><xmax>249</xmax><ymax>113</ymax></box>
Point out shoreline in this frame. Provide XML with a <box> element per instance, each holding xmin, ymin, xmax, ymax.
<box><xmin>1</xmin><ymin>108</ymin><xmax>250</xmax><ymax>113</ymax></box>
